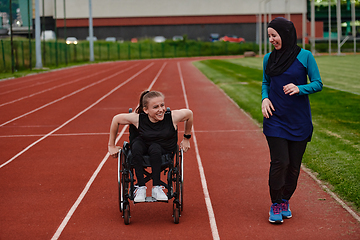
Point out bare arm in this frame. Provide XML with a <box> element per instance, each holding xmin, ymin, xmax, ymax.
<box><xmin>108</xmin><ymin>113</ymin><xmax>138</xmax><ymax>157</ymax></box>
<box><xmin>172</xmin><ymin>109</ymin><xmax>193</xmax><ymax>152</ymax></box>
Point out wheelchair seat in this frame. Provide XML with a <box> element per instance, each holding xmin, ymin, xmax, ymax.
<box><xmin>121</xmin><ymin>141</ymin><xmax>174</xmax><ymax>167</ymax></box>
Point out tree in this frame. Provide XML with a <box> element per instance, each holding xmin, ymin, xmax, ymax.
<box><xmin>0</xmin><ymin>0</ymin><xmax>20</xmax><ymax>22</ymax></box>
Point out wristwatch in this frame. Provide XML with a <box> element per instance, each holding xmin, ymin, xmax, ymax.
<box><xmin>183</xmin><ymin>134</ymin><xmax>191</xmax><ymax>139</ymax></box>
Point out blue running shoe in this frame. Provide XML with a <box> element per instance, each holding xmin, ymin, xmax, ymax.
<box><xmin>281</xmin><ymin>199</ymin><xmax>292</xmax><ymax>219</ymax></box>
<box><xmin>269</xmin><ymin>203</ymin><xmax>283</xmax><ymax>223</ymax></box>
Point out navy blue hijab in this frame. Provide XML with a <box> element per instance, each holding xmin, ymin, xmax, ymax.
<box><xmin>265</xmin><ymin>17</ymin><xmax>301</xmax><ymax>77</ymax></box>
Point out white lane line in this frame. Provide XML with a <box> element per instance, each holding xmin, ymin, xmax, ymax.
<box><xmin>177</xmin><ymin>62</ymin><xmax>220</xmax><ymax>240</ymax></box>
<box><xmin>0</xmin><ymin>64</ymin><xmax>139</xmax><ymax>127</ymax></box>
<box><xmin>51</xmin><ymin>62</ymin><xmax>167</xmax><ymax>240</ymax></box>
<box><xmin>0</xmin><ymin>63</ymin><xmax>153</xmax><ymax>169</ymax></box>
<box><xmin>0</xmin><ymin>128</ymin><xmax>258</xmax><ymax>138</ymax></box>
<box><xmin>1</xmin><ymin>133</ymin><xmax>108</xmax><ymax>137</ymax></box>
<box><xmin>50</xmin><ymin>125</ymin><xmax>128</xmax><ymax>240</ymax></box>
<box><xmin>0</xmin><ymin>69</ymin><xmax>64</xmax><ymax>89</ymax></box>
<box><xmin>0</xmin><ymin>68</ymin><xmax>85</xmax><ymax>96</ymax></box>
<box><xmin>322</xmin><ymin>84</ymin><xmax>360</xmax><ymax>96</ymax></box>
<box><xmin>0</xmin><ymin>64</ymin><xmax>132</xmax><ymax>107</ymax></box>
<box><xmin>0</xmin><ymin>63</ymin><xmax>105</xmax><ymax>89</ymax></box>
<box><xmin>147</xmin><ymin>62</ymin><xmax>167</xmax><ymax>91</ymax></box>
<box><xmin>0</xmin><ymin>133</ymin><xmax>111</xmax><ymax>138</ymax></box>
<box><xmin>301</xmin><ymin>165</ymin><xmax>360</xmax><ymax>223</ymax></box>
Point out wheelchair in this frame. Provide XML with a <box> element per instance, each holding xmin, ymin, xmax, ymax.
<box><xmin>117</xmin><ymin>109</ymin><xmax>184</xmax><ymax>225</ymax></box>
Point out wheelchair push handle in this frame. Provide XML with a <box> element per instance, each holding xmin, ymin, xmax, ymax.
<box><xmin>128</xmin><ymin>107</ymin><xmax>170</xmax><ymax>112</ymax></box>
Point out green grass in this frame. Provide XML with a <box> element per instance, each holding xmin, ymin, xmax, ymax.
<box><xmin>193</xmin><ymin>55</ymin><xmax>360</xmax><ymax>211</ymax></box>
<box><xmin>194</xmin><ymin>60</ymin><xmax>264</xmax><ymax>123</ymax></box>
<box><xmin>315</xmin><ymin>55</ymin><xmax>360</xmax><ymax>94</ymax></box>
<box><xmin>224</xmin><ymin>54</ymin><xmax>360</xmax><ymax>95</ymax></box>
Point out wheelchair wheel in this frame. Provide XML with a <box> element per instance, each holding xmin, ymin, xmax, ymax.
<box><xmin>118</xmin><ymin>149</ymin><xmax>123</xmax><ymax>212</ymax></box>
<box><xmin>118</xmin><ymin>149</ymin><xmax>129</xmax><ymax>213</ymax></box>
<box><xmin>171</xmin><ymin>147</ymin><xmax>182</xmax><ymax>224</ymax></box>
<box><xmin>175</xmin><ymin>148</ymin><xmax>183</xmax><ymax>212</ymax></box>
<box><xmin>173</xmin><ymin>207</ymin><xmax>180</xmax><ymax>224</ymax></box>
<box><xmin>123</xmin><ymin>202</ymin><xmax>131</xmax><ymax>225</ymax></box>
<box><xmin>179</xmin><ymin>149</ymin><xmax>184</xmax><ymax>212</ymax></box>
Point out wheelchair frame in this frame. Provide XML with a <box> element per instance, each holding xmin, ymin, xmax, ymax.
<box><xmin>117</xmin><ymin>141</ymin><xmax>184</xmax><ymax>225</ymax></box>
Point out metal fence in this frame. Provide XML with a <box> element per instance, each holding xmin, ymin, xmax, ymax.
<box><xmin>0</xmin><ymin>39</ymin><xmax>258</xmax><ymax>73</ymax></box>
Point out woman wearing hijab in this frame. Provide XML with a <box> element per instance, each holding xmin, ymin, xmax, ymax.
<box><xmin>261</xmin><ymin>17</ymin><xmax>323</xmax><ymax>223</ymax></box>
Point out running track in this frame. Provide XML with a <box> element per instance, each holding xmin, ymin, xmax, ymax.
<box><xmin>0</xmin><ymin>58</ymin><xmax>359</xmax><ymax>240</ymax></box>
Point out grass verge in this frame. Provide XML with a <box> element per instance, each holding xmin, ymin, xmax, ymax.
<box><xmin>193</xmin><ymin>57</ymin><xmax>360</xmax><ymax>211</ymax></box>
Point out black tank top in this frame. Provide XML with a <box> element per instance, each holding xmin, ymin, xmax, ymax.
<box><xmin>138</xmin><ymin>111</ymin><xmax>177</xmax><ymax>152</ymax></box>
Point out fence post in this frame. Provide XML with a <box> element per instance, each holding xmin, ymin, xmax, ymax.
<box><xmin>59</xmin><ymin>43</ymin><xmax>62</xmax><ymax>64</ymax></box>
<box><xmin>98</xmin><ymin>43</ymin><xmax>101</xmax><ymax>60</ymax></box>
<box><xmin>52</xmin><ymin>42</ymin><xmax>54</xmax><ymax>65</ymax></box>
<box><xmin>117</xmin><ymin>43</ymin><xmax>120</xmax><ymax>59</ymax></box>
<box><xmin>68</xmin><ymin>44</ymin><xmax>71</xmax><ymax>62</ymax></box>
<box><xmin>43</xmin><ymin>41</ymin><xmax>46</xmax><ymax>66</ymax></box>
<box><xmin>14</xmin><ymin>41</ymin><xmax>19</xmax><ymax>70</ymax></box>
<box><xmin>1</xmin><ymin>40</ymin><xmax>5</xmax><ymax>69</ymax></box>
<box><xmin>48</xmin><ymin>42</ymin><xmax>51</xmax><ymax>65</ymax></box>
<box><xmin>65</xmin><ymin>42</ymin><xmax>68</xmax><ymax>65</ymax></box>
<box><xmin>82</xmin><ymin>43</ymin><xmax>85</xmax><ymax>61</ymax></box>
<box><xmin>128</xmin><ymin>43</ymin><xmax>131</xmax><ymax>59</ymax></box>
<box><xmin>161</xmin><ymin>43</ymin><xmax>164</xmax><ymax>58</ymax></box>
<box><xmin>74</xmin><ymin>44</ymin><xmax>77</xmax><ymax>62</ymax></box>
<box><xmin>22</xmin><ymin>41</ymin><xmax>25</xmax><ymax>68</ymax></box>
<box><xmin>150</xmin><ymin>43</ymin><xmax>153</xmax><ymax>58</ymax></box>
<box><xmin>55</xmin><ymin>41</ymin><xmax>58</xmax><ymax>67</ymax></box>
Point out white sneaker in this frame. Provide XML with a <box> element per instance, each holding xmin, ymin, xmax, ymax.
<box><xmin>152</xmin><ymin>186</ymin><xmax>168</xmax><ymax>201</ymax></box>
<box><xmin>134</xmin><ymin>186</ymin><xmax>146</xmax><ymax>202</ymax></box>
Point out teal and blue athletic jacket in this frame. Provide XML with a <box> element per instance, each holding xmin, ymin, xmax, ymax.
<box><xmin>261</xmin><ymin>48</ymin><xmax>323</xmax><ymax>141</ymax></box>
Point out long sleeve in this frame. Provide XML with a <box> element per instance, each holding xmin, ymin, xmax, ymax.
<box><xmin>297</xmin><ymin>50</ymin><xmax>323</xmax><ymax>95</ymax></box>
<box><xmin>262</xmin><ymin>53</ymin><xmax>271</xmax><ymax>101</ymax></box>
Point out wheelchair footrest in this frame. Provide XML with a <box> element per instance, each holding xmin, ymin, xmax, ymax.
<box><xmin>134</xmin><ymin>197</ymin><xmax>168</xmax><ymax>203</ymax></box>
<box><xmin>146</xmin><ymin>196</ymin><xmax>158</xmax><ymax>202</ymax></box>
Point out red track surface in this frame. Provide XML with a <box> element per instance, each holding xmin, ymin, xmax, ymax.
<box><xmin>0</xmin><ymin>58</ymin><xmax>359</xmax><ymax>240</ymax></box>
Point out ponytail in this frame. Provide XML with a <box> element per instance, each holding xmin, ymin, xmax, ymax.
<box><xmin>135</xmin><ymin>90</ymin><xmax>149</xmax><ymax>113</ymax></box>
<box><xmin>135</xmin><ymin>90</ymin><xmax>164</xmax><ymax>113</ymax></box>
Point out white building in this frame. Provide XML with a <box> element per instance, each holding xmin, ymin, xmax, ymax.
<box><xmin>36</xmin><ymin>0</ymin><xmax>322</xmax><ymax>42</ymax></box>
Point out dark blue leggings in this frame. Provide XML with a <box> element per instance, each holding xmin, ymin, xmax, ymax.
<box><xmin>131</xmin><ymin>138</ymin><xmax>165</xmax><ymax>186</ymax></box>
<box><xmin>266</xmin><ymin>136</ymin><xmax>308</xmax><ymax>204</ymax></box>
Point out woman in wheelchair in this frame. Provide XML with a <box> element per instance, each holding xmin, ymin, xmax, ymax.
<box><xmin>108</xmin><ymin>90</ymin><xmax>193</xmax><ymax>202</ymax></box>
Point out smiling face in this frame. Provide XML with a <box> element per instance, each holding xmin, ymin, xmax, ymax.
<box><xmin>268</xmin><ymin>27</ymin><xmax>282</xmax><ymax>50</ymax></box>
<box><xmin>143</xmin><ymin>96</ymin><xmax>166</xmax><ymax>122</ymax></box>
